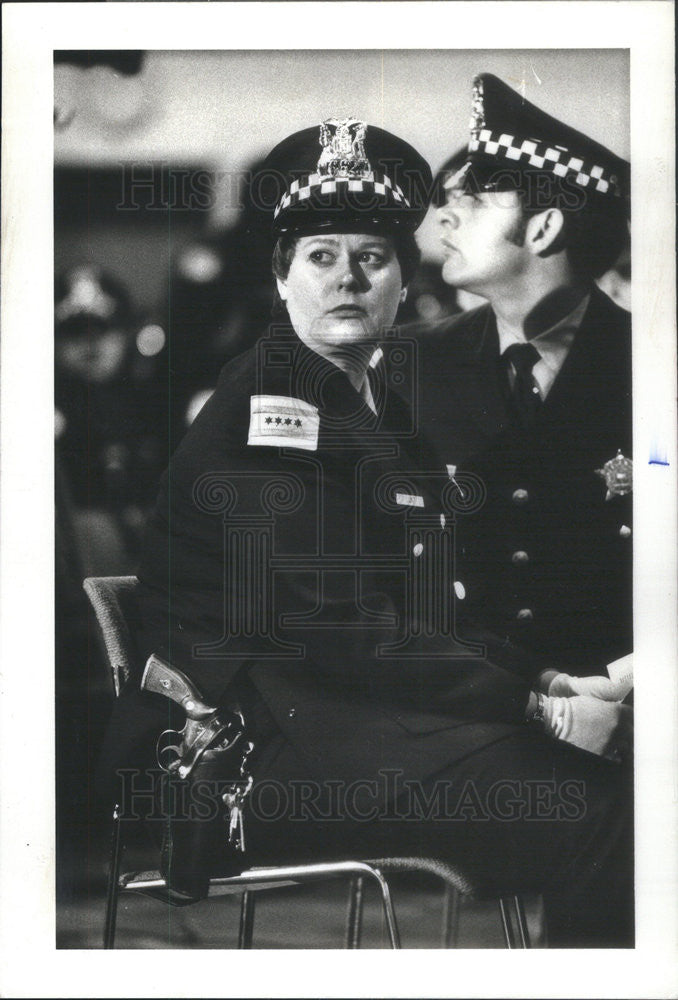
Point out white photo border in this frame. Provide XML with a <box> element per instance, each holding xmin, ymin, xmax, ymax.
<box><xmin>1</xmin><ymin>2</ymin><xmax>676</xmax><ymax>997</ymax></box>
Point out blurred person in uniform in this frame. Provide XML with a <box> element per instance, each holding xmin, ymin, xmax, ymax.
<box><xmin>408</xmin><ymin>74</ymin><xmax>633</xmax><ymax>695</ymax></box>
<box><xmin>54</xmin><ymin>259</ymin><xmax>161</xmax><ymax>896</ymax></box>
<box><xmin>162</xmin><ymin>159</ymin><xmax>279</xmax><ymax>445</ymax></box>
<box><xmin>100</xmin><ymin>116</ymin><xmax>633</xmax><ymax>947</ymax></box>
<box><xmin>55</xmin><ymin>265</ymin><xmax>169</xmax><ymax>572</ymax></box>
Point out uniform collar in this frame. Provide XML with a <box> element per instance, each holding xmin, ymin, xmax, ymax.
<box><xmin>263</xmin><ymin>324</ymin><xmax>381</xmax><ymax>424</ymax></box>
<box><xmin>497</xmin><ymin>290</ymin><xmax>591</xmax><ymax>398</ymax></box>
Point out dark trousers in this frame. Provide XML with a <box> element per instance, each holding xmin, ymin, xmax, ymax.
<box><xmin>99</xmin><ymin>688</ymin><xmax>633</xmax><ymax>948</ymax></box>
<box><xmin>244</xmin><ymin>728</ymin><xmax>634</xmax><ymax>948</ymax></box>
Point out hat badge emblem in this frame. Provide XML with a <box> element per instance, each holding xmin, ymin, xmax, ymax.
<box><xmin>318</xmin><ymin>118</ymin><xmax>371</xmax><ymax>178</ymax></box>
<box><xmin>469</xmin><ymin>76</ymin><xmax>486</xmax><ymax>140</ymax></box>
<box><xmin>595</xmin><ymin>449</ymin><xmax>633</xmax><ymax>500</ymax></box>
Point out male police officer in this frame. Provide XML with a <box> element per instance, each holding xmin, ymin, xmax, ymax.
<box><xmin>412</xmin><ymin>74</ymin><xmax>633</xmax><ymax>699</ymax></box>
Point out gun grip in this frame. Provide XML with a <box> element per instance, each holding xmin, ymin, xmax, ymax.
<box><xmin>141</xmin><ymin>654</ymin><xmax>217</xmax><ymax>719</ymax></box>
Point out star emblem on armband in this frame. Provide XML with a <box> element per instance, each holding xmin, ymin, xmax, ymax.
<box><xmin>595</xmin><ymin>450</ymin><xmax>633</xmax><ymax>500</ymax></box>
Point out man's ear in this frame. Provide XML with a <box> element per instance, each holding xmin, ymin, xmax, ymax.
<box><xmin>275</xmin><ymin>276</ymin><xmax>288</xmax><ymax>301</ymax></box>
<box><xmin>525</xmin><ymin>208</ymin><xmax>565</xmax><ymax>256</ymax></box>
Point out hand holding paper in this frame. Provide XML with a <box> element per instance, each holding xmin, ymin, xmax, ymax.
<box><xmin>543</xmin><ymin>654</ymin><xmax>634</xmax><ymax>702</ymax></box>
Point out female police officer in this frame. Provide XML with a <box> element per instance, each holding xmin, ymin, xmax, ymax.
<box><xmin>107</xmin><ymin>118</ymin><xmax>633</xmax><ymax>947</ymax></box>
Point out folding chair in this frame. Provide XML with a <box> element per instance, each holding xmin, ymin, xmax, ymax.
<box><xmin>84</xmin><ymin>574</ymin><xmax>532</xmax><ymax>949</ymax></box>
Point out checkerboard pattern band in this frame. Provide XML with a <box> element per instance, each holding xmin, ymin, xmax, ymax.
<box><xmin>274</xmin><ymin>170</ymin><xmax>410</xmax><ymax>218</ymax></box>
<box><xmin>469</xmin><ymin>129</ymin><xmax>622</xmax><ymax>196</ymax></box>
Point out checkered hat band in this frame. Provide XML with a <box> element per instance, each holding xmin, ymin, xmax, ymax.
<box><xmin>274</xmin><ymin>171</ymin><xmax>410</xmax><ymax>218</ymax></box>
<box><xmin>469</xmin><ymin>130</ymin><xmax>621</xmax><ymax>196</ymax></box>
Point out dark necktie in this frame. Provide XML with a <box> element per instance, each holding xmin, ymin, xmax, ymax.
<box><xmin>502</xmin><ymin>342</ymin><xmax>542</xmax><ymax>429</ymax></box>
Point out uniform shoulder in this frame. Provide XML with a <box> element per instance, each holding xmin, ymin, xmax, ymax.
<box><xmin>590</xmin><ymin>287</ymin><xmax>631</xmax><ymax>336</ymax></box>
<box><xmin>585</xmin><ymin>288</ymin><xmax>632</xmax><ymax>371</ymax></box>
<box><xmin>169</xmin><ymin>344</ymin><xmax>260</xmax><ymax>470</ymax></box>
<box><xmin>184</xmin><ymin>336</ymin><xmax>316</xmax><ymax>432</ymax></box>
<box><xmin>174</xmin><ymin>336</ymin><xmax>326</xmax><ymax>463</ymax></box>
<box><xmin>204</xmin><ymin>344</ymin><xmax>259</xmax><ymax>422</ymax></box>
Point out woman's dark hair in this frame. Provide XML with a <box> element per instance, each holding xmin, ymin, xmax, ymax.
<box><xmin>271</xmin><ymin>228</ymin><xmax>422</xmax><ymax>288</ymax></box>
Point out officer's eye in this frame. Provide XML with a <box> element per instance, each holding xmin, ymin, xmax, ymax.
<box><xmin>447</xmin><ymin>190</ymin><xmax>481</xmax><ymax>207</ymax></box>
<box><xmin>357</xmin><ymin>251</ymin><xmax>385</xmax><ymax>265</ymax></box>
<box><xmin>308</xmin><ymin>249</ymin><xmax>334</xmax><ymax>264</ymax></box>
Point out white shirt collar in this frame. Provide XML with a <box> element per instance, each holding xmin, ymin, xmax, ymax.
<box><xmin>359</xmin><ymin>375</ymin><xmax>378</xmax><ymax>414</ymax></box>
<box><xmin>497</xmin><ymin>293</ymin><xmax>591</xmax><ymax>399</ymax></box>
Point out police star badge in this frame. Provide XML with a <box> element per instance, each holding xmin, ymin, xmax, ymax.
<box><xmin>469</xmin><ymin>76</ymin><xmax>486</xmax><ymax>140</ymax></box>
<box><xmin>318</xmin><ymin>118</ymin><xmax>371</xmax><ymax>178</ymax></box>
<box><xmin>595</xmin><ymin>450</ymin><xmax>633</xmax><ymax>500</ymax></box>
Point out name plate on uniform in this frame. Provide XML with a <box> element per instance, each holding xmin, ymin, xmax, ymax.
<box><xmin>395</xmin><ymin>492</ymin><xmax>424</xmax><ymax>508</ymax></box>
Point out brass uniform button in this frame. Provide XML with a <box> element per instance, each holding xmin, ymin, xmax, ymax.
<box><xmin>511</xmin><ymin>550</ymin><xmax>529</xmax><ymax>565</ymax></box>
<box><xmin>512</xmin><ymin>488</ymin><xmax>529</xmax><ymax>505</ymax></box>
<box><xmin>516</xmin><ymin>608</ymin><xmax>534</xmax><ymax>621</ymax></box>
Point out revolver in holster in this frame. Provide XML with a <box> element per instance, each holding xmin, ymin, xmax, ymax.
<box><xmin>141</xmin><ymin>653</ymin><xmax>254</xmax><ymax>901</ymax></box>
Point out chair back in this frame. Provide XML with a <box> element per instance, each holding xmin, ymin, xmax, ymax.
<box><xmin>83</xmin><ymin>575</ymin><xmax>140</xmax><ymax>696</ymax></box>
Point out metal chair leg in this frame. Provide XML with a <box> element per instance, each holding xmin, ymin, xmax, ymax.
<box><xmin>369</xmin><ymin>868</ymin><xmax>401</xmax><ymax>949</ymax></box>
<box><xmin>513</xmin><ymin>894</ymin><xmax>531</xmax><ymax>948</ymax></box>
<box><xmin>103</xmin><ymin>805</ymin><xmax>123</xmax><ymax>949</ymax></box>
<box><xmin>238</xmin><ymin>890</ymin><xmax>255</xmax><ymax>948</ymax></box>
<box><xmin>441</xmin><ymin>884</ymin><xmax>461</xmax><ymax>948</ymax></box>
<box><xmin>498</xmin><ymin>896</ymin><xmax>516</xmax><ymax>948</ymax></box>
<box><xmin>345</xmin><ymin>875</ymin><xmax>365</xmax><ymax>948</ymax></box>
<box><xmin>499</xmin><ymin>895</ymin><xmax>530</xmax><ymax>948</ymax></box>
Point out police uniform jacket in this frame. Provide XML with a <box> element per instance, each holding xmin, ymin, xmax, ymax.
<box><xmin>125</xmin><ymin>325</ymin><xmax>538</xmax><ymax>803</ymax></box>
<box><xmin>407</xmin><ymin>287</ymin><xmax>632</xmax><ymax>673</ymax></box>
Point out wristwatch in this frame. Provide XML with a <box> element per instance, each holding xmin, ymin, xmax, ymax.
<box><xmin>526</xmin><ymin>691</ymin><xmax>546</xmax><ymax>727</ymax></box>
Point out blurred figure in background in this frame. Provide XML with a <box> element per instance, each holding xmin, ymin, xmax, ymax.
<box><xmin>394</xmin><ymin>259</ymin><xmax>460</xmax><ymax>325</ymax></box>
<box><xmin>55</xmin><ymin>263</ymin><xmax>170</xmax><ymax>896</ymax></box>
<box><xmin>162</xmin><ymin>158</ymin><xmax>279</xmax><ymax>442</ymax></box>
<box><xmin>55</xmin><ymin>265</ymin><xmax>169</xmax><ymax>574</ymax></box>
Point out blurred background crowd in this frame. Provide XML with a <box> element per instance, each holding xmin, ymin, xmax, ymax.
<box><xmin>53</xmin><ymin>49</ymin><xmax>630</xmax><ymax>918</ymax></box>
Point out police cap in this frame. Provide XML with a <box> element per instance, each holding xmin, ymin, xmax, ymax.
<box><xmin>261</xmin><ymin>118</ymin><xmax>433</xmax><ymax>236</ymax></box>
<box><xmin>442</xmin><ymin>73</ymin><xmax>629</xmax><ymax>206</ymax></box>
